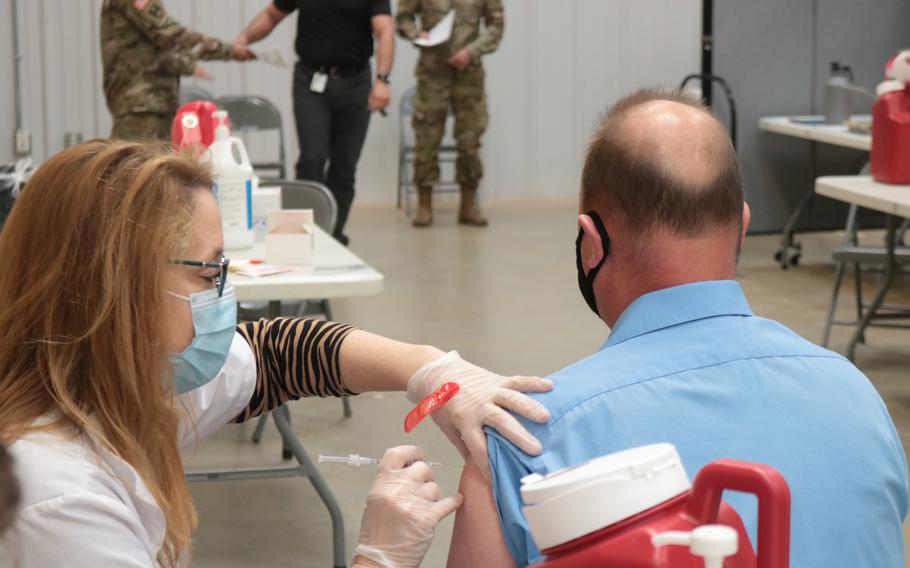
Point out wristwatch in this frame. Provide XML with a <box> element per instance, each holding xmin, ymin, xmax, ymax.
<box><xmin>377</xmin><ymin>73</ymin><xmax>391</xmax><ymax>84</ymax></box>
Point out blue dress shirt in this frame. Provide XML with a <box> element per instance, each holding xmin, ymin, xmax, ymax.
<box><xmin>487</xmin><ymin>280</ymin><xmax>908</xmax><ymax>567</ymax></box>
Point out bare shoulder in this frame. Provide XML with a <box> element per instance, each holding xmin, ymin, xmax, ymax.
<box><xmin>446</xmin><ymin>462</ymin><xmax>517</xmax><ymax>568</ymax></box>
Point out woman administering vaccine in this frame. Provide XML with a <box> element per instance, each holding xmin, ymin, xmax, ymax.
<box><xmin>0</xmin><ymin>141</ymin><xmax>551</xmax><ymax>567</ymax></box>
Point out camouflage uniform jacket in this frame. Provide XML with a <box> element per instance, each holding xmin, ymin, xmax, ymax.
<box><xmin>396</xmin><ymin>0</ymin><xmax>504</xmax><ymax>60</ymax></box>
<box><xmin>100</xmin><ymin>0</ymin><xmax>234</xmax><ymax>117</ymax></box>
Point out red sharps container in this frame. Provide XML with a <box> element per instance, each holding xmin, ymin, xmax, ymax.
<box><xmin>872</xmin><ymin>50</ymin><xmax>910</xmax><ymax>184</ymax></box>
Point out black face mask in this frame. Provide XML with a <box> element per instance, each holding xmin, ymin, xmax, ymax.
<box><xmin>575</xmin><ymin>211</ymin><xmax>611</xmax><ymax>317</ymax></box>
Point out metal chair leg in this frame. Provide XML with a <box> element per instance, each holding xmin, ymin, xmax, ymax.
<box><xmin>251</xmin><ymin>413</ymin><xmax>269</xmax><ymax>444</ymax></box>
<box><xmin>280</xmin><ymin>405</ymin><xmax>293</xmax><ymax>461</ymax></box>
<box><xmin>272</xmin><ymin>409</ymin><xmax>347</xmax><ymax>568</ymax></box>
<box><xmin>852</xmin><ymin>262</ymin><xmax>865</xmax><ymax>344</ymax></box>
<box><xmin>822</xmin><ymin>203</ymin><xmax>860</xmax><ymax>348</ymax></box>
<box><xmin>847</xmin><ymin>215</ymin><xmax>897</xmax><ymax>361</ymax></box>
<box><xmin>821</xmin><ymin>259</ymin><xmax>847</xmax><ymax>347</ymax></box>
<box><xmin>321</xmin><ymin>299</ymin><xmax>334</xmax><ymax>321</ymax></box>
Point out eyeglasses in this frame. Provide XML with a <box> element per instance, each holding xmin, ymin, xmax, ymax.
<box><xmin>172</xmin><ymin>256</ymin><xmax>231</xmax><ymax>297</ymax></box>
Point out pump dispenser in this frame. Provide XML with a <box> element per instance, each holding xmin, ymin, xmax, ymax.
<box><xmin>205</xmin><ymin>110</ymin><xmax>254</xmax><ymax>250</ymax></box>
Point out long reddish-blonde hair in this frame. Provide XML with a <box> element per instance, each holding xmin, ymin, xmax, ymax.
<box><xmin>0</xmin><ymin>140</ymin><xmax>214</xmax><ymax>566</ymax></box>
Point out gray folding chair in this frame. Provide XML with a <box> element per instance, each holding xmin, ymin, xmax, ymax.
<box><xmin>270</xmin><ymin>179</ymin><xmax>338</xmax><ymax>232</ymax></box>
<box><xmin>178</xmin><ymin>85</ymin><xmax>214</xmax><ymax>106</ymax></box>
<box><xmin>821</xmin><ymin>204</ymin><xmax>910</xmax><ymax>349</ymax></box>
<box><xmin>397</xmin><ymin>87</ymin><xmax>459</xmax><ymax>215</ymax></box>
<box><xmin>215</xmin><ymin>95</ymin><xmax>287</xmax><ymax>180</ymax></box>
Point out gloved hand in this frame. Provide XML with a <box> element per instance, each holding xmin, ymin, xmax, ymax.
<box><xmin>353</xmin><ymin>446</ymin><xmax>463</xmax><ymax>568</ymax></box>
<box><xmin>407</xmin><ymin>351</ymin><xmax>553</xmax><ymax>480</ymax></box>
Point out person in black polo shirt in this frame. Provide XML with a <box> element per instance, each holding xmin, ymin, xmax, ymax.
<box><xmin>235</xmin><ymin>1</ymin><xmax>395</xmax><ymax>245</ymax></box>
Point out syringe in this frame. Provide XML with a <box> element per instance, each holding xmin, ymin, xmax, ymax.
<box><xmin>318</xmin><ymin>453</ymin><xmax>443</xmax><ymax>468</ymax></box>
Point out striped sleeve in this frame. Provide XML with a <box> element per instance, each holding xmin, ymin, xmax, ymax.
<box><xmin>231</xmin><ymin>318</ymin><xmax>357</xmax><ymax>423</ymax></box>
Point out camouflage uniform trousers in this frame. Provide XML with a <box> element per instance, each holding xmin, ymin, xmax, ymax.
<box><xmin>111</xmin><ymin>112</ymin><xmax>173</xmax><ymax>142</ymax></box>
<box><xmin>412</xmin><ymin>56</ymin><xmax>488</xmax><ymax>189</ymax></box>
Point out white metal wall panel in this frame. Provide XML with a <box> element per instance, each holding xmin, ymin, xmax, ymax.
<box><xmin>0</xmin><ymin>0</ymin><xmax>701</xmax><ymax>204</ymax></box>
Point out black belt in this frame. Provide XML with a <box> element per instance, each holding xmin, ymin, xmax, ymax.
<box><xmin>301</xmin><ymin>63</ymin><xmax>368</xmax><ymax>79</ymax></box>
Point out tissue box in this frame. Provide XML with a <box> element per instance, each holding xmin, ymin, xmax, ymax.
<box><xmin>266</xmin><ymin>209</ymin><xmax>314</xmax><ymax>265</ymax></box>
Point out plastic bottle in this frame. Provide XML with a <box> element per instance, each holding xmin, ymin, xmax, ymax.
<box><xmin>824</xmin><ymin>61</ymin><xmax>854</xmax><ymax>124</ymax></box>
<box><xmin>205</xmin><ymin>110</ymin><xmax>254</xmax><ymax>250</ymax></box>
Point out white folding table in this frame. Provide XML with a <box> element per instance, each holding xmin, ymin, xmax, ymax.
<box><xmin>759</xmin><ymin>116</ymin><xmax>871</xmax><ymax>269</ymax></box>
<box><xmin>187</xmin><ymin>226</ymin><xmax>384</xmax><ymax>568</ymax></box>
<box><xmin>815</xmin><ymin>176</ymin><xmax>910</xmax><ymax>361</ymax></box>
<box><xmin>231</xmin><ymin>226</ymin><xmax>383</xmax><ymax>306</ymax></box>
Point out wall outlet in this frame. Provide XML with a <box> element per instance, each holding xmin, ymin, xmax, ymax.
<box><xmin>64</xmin><ymin>132</ymin><xmax>83</xmax><ymax>147</ymax></box>
<box><xmin>14</xmin><ymin>130</ymin><xmax>31</xmax><ymax>155</ymax></box>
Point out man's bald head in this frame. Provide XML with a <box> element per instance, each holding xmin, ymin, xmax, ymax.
<box><xmin>581</xmin><ymin>89</ymin><xmax>743</xmax><ymax>239</ymax></box>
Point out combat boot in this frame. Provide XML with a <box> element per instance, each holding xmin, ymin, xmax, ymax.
<box><xmin>458</xmin><ymin>186</ymin><xmax>488</xmax><ymax>226</ymax></box>
<box><xmin>412</xmin><ymin>186</ymin><xmax>433</xmax><ymax>227</ymax></box>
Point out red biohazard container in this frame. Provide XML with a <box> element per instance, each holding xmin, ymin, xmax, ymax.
<box><xmin>524</xmin><ymin>444</ymin><xmax>790</xmax><ymax>568</ymax></box>
<box><xmin>872</xmin><ymin>50</ymin><xmax>910</xmax><ymax>184</ymax></box>
<box><xmin>171</xmin><ymin>101</ymin><xmax>223</xmax><ymax>151</ymax></box>
<box><xmin>871</xmin><ymin>83</ymin><xmax>910</xmax><ymax>184</ymax></box>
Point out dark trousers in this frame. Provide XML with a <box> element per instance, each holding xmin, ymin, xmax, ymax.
<box><xmin>292</xmin><ymin>63</ymin><xmax>372</xmax><ymax>242</ymax></box>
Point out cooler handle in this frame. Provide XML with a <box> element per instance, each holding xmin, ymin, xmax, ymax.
<box><xmin>685</xmin><ymin>459</ymin><xmax>790</xmax><ymax>568</ymax></box>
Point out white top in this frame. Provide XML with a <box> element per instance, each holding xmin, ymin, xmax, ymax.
<box><xmin>0</xmin><ymin>333</ymin><xmax>257</xmax><ymax>567</ymax></box>
<box><xmin>520</xmin><ymin>443</ymin><xmax>691</xmax><ymax>551</ymax></box>
<box><xmin>758</xmin><ymin>115</ymin><xmax>872</xmax><ymax>151</ymax></box>
<box><xmin>815</xmin><ymin>175</ymin><xmax>910</xmax><ymax>218</ymax></box>
<box><xmin>230</xmin><ymin>226</ymin><xmax>383</xmax><ymax>302</ymax></box>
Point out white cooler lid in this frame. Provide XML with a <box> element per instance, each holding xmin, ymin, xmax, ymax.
<box><xmin>520</xmin><ymin>443</ymin><xmax>691</xmax><ymax>551</ymax></box>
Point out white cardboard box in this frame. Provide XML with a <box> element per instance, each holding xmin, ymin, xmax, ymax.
<box><xmin>266</xmin><ymin>209</ymin><xmax>314</xmax><ymax>265</ymax></box>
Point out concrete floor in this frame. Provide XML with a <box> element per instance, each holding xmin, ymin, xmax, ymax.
<box><xmin>184</xmin><ymin>201</ymin><xmax>910</xmax><ymax>567</ymax></box>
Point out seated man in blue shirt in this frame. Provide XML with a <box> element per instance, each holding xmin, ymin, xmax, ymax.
<box><xmin>446</xmin><ymin>89</ymin><xmax>908</xmax><ymax>567</ymax></box>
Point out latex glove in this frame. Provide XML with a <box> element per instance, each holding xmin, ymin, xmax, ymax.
<box><xmin>407</xmin><ymin>351</ymin><xmax>553</xmax><ymax>480</ymax></box>
<box><xmin>354</xmin><ymin>446</ymin><xmax>463</xmax><ymax>568</ymax></box>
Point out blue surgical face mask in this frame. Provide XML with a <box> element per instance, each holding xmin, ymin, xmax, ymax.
<box><xmin>165</xmin><ymin>283</ymin><xmax>237</xmax><ymax>395</ymax></box>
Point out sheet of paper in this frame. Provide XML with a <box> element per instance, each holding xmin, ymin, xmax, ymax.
<box><xmin>414</xmin><ymin>10</ymin><xmax>455</xmax><ymax>47</ymax></box>
<box><xmin>257</xmin><ymin>45</ymin><xmax>289</xmax><ymax>68</ymax></box>
<box><xmin>229</xmin><ymin>260</ymin><xmax>295</xmax><ymax>278</ymax></box>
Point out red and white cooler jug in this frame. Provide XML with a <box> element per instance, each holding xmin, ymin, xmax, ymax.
<box><xmin>872</xmin><ymin>50</ymin><xmax>910</xmax><ymax>184</ymax></box>
<box><xmin>523</xmin><ymin>444</ymin><xmax>790</xmax><ymax>568</ymax></box>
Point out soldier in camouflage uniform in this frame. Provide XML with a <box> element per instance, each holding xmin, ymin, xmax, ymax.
<box><xmin>397</xmin><ymin>0</ymin><xmax>503</xmax><ymax>227</ymax></box>
<box><xmin>100</xmin><ymin>0</ymin><xmax>252</xmax><ymax>141</ymax></box>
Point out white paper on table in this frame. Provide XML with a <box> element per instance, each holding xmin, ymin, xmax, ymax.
<box><xmin>229</xmin><ymin>260</ymin><xmax>295</xmax><ymax>278</ymax></box>
<box><xmin>257</xmin><ymin>45</ymin><xmax>289</xmax><ymax>68</ymax></box>
<box><xmin>414</xmin><ymin>10</ymin><xmax>455</xmax><ymax>47</ymax></box>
